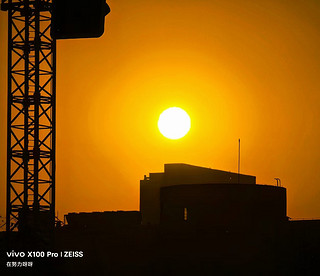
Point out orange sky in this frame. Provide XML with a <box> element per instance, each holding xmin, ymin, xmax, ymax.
<box><xmin>1</xmin><ymin>0</ymin><xmax>320</xmax><ymax>221</ymax></box>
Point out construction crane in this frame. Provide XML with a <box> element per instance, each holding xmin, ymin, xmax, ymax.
<box><xmin>1</xmin><ymin>0</ymin><xmax>110</xmax><ymax>233</ymax></box>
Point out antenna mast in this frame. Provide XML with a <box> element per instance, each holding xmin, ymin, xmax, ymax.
<box><xmin>238</xmin><ymin>139</ymin><xmax>240</xmax><ymax>184</ymax></box>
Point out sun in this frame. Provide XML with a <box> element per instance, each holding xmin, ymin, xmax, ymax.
<box><xmin>158</xmin><ymin>107</ymin><xmax>191</xmax><ymax>140</ymax></box>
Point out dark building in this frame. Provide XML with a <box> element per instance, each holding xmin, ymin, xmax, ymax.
<box><xmin>140</xmin><ymin>163</ymin><xmax>256</xmax><ymax>225</ymax></box>
<box><xmin>65</xmin><ymin>211</ymin><xmax>141</xmax><ymax>230</ymax></box>
<box><xmin>161</xmin><ymin>183</ymin><xmax>286</xmax><ymax>232</ymax></box>
<box><xmin>137</xmin><ymin>164</ymin><xmax>319</xmax><ymax>275</ymax></box>
<box><xmin>140</xmin><ymin>163</ymin><xmax>286</xmax><ymax>232</ymax></box>
<box><xmin>3</xmin><ymin>164</ymin><xmax>319</xmax><ymax>275</ymax></box>
<box><xmin>52</xmin><ymin>164</ymin><xmax>320</xmax><ymax>275</ymax></box>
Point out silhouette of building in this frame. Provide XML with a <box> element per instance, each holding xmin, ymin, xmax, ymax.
<box><xmin>2</xmin><ymin>163</ymin><xmax>319</xmax><ymax>275</ymax></box>
<box><xmin>160</xmin><ymin>183</ymin><xmax>286</xmax><ymax>231</ymax></box>
<box><xmin>65</xmin><ymin>211</ymin><xmax>141</xmax><ymax>230</ymax></box>
<box><xmin>140</xmin><ymin>163</ymin><xmax>287</xmax><ymax>228</ymax></box>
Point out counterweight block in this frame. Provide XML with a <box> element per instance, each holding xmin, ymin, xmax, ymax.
<box><xmin>51</xmin><ymin>0</ymin><xmax>110</xmax><ymax>39</ymax></box>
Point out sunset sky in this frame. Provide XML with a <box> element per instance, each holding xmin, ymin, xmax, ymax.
<box><xmin>0</xmin><ymin>0</ymin><xmax>320</xmax><ymax>221</ymax></box>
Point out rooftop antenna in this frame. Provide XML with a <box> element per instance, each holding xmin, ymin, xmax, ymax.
<box><xmin>238</xmin><ymin>138</ymin><xmax>240</xmax><ymax>184</ymax></box>
<box><xmin>274</xmin><ymin>178</ymin><xmax>281</xmax><ymax>187</ymax></box>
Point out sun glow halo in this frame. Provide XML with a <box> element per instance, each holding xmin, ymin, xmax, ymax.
<box><xmin>158</xmin><ymin>107</ymin><xmax>191</xmax><ymax>140</ymax></box>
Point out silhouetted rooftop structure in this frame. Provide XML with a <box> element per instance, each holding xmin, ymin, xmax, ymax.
<box><xmin>140</xmin><ymin>163</ymin><xmax>260</xmax><ymax>225</ymax></box>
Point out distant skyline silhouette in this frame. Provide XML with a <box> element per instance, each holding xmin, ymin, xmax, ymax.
<box><xmin>2</xmin><ymin>164</ymin><xmax>318</xmax><ymax>275</ymax></box>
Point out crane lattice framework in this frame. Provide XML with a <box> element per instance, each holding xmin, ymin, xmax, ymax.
<box><xmin>2</xmin><ymin>0</ymin><xmax>56</xmax><ymax>231</ymax></box>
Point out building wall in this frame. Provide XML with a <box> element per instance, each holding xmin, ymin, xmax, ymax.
<box><xmin>160</xmin><ymin>184</ymin><xmax>287</xmax><ymax>231</ymax></box>
<box><xmin>140</xmin><ymin>173</ymin><xmax>163</xmax><ymax>225</ymax></box>
<box><xmin>140</xmin><ymin>164</ymin><xmax>256</xmax><ymax>225</ymax></box>
<box><xmin>66</xmin><ymin>211</ymin><xmax>141</xmax><ymax>230</ymax></box>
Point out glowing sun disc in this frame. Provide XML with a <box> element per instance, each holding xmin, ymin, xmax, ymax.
<box><xmin>158</xmin><ymin>107</ymin><xmax>191</xmax><ymax>139</ymax></box>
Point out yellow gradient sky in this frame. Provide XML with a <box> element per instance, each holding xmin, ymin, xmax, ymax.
<box><xmin>1</xmin><ymin>0</ymin><xmax>320</xmax><ymax>220</ymax></box>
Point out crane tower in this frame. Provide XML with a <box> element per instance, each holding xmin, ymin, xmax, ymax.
<box><xmin>2</xmin><ymin>0</ymin><xmax>56</xmax><ymax>232</ymax></box>
<box><xmin>1</xmin><ymin>0</ymin><xmax>110</xmax><ymax>233</ymax></box>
